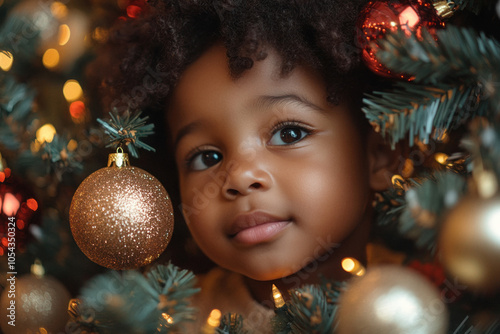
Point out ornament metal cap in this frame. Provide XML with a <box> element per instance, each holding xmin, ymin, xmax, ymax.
<box><xmin>433</xmin><ymin>0</ymin><xmax>455</xmax><ymax>19</ymax></box>
<box><xmin>108</xmin><ymin>147</ymin><xmax>129</xmax><ymax>168</ymax></box>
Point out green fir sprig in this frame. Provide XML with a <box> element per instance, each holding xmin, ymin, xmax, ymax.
<box><xmin>375</xmin><ymin>171</ymin><xmax>468</xmax><ymax>253</ymax></box>
<box><xmin>97</xmin><ymin>109</ymin><xmax>156</xmax><ymax>158</ymax></box>
<box><xmin>68</xmin><ymin>263</ymin><xmax>199</xmax><ymax>334</ymax></box>
<box><xmin>364</xmin><ymin>26</ymin><xmax>499</xmax><ymax>146</ymax></box>
<box><xmin>218</xmin><ymin>313</ymin><xmax>248</xmax><ymax>334</ymax></box>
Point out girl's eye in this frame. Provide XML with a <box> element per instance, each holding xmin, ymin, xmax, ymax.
<box><xmin>269</xmin><ymin>124</ymin><xmax>310</xmax><ymax>146</ymax></box>
<box><xmin>188</xmin><ymin>150</ymin><xmax>222</xmax><ymax>171</ymax></box>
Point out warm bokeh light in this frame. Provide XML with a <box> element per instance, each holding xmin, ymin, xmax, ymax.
<box><xmin>36</xmin><ymin>123</ymin><xmax>57</xmax><ymax>143</ymax></box>
<box><xmin>0</xmin><ymin>51</ymin><xmax>13</xmax><ymax>71</ymax></box>
<box><xmin>58</xmin><ymin>24</ymin><xmax>71</xmax><ymax>45</ymax></box>
<box><xmin>342</xmin><ymin>257</ymin><xmax>366</xmax><ymax>276</ymax></box>
<box><xmin>127</xmin><ymin>5</ymin><xmax>142</xmax><ymax>18</ymax></box>
<box><xmin>434</xmin><ymin>152</ymin><xmax>449</xmax><ymax>165</ymax></box>
<box><xmin>26</xmin><ymin>198</ymin><xmax>38</xmax><ymax>211</ymax></box>
<box><xmin>63</xmin><ymin>79</ymin><xmax>83</xmax><ymax>102</ymax></box>
<box><xmin>391</xmin><ymin>174</ymin><xmax>405</xmax><ymax>187</ymax></box>
<box><xmin>51</xmin><ymin>1</ymin><xmax>68</xmax><ymax>19</ymax></box>
<box><xmin>92</xmin><ymin>27</ymin><xmax>109</xmax><ymax>42</ymax></box>
<box><xmin>67</xmin><ymin>139</ymin><xmax>78</xmax><ymax>152</ymax></box>
<box><xmin>399</xmin><ymin>6</ymin><xmax>420</xmax><ymax>29</ymax></box>
<box><xmin>0</xmin><ymin>172</ymin><xmax>5</xmax><ymax>183</ymax></box>
<box><xmin>3</xmin><ymin>192</ymin><xmax>20</xmax><ymax>216</ymax></box>
<box><xmin>69</xmin><ymin>100</ymin><xmax>86</xmax><ymax>120</ymax></box>
<box><xmin>161</xmin><ymin>313</ymin><xmax>174</xmax><ymax>324</ymax></box>
<box><xmin>206</xmin><ymin>309</ymin><xmax>221</xmax><ymax>327</ymax></box>
<box><xmin>272</xmin><ymin>284</ymin><xmax>285</xmax><ymax>308</ymax></box>
<box><xmin>17</xmin><ymin>219</ymin><xmax>25</xmax><ymax>230</ymax></box>
<box><xmin>42</xmin><ymin>48</ymin><xmax>60</xmax><ymax>69</ymax></box>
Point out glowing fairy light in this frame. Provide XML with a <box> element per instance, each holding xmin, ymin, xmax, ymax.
<box><xmin>63</xmin><ymin>79</ymin><xmax>83</xmax><ymax>102</ymax></box>
<box><xmin>42</xmin><ymin>48</ymin><xmax>60</xmax><ymax>69</ymax></box>
<box><xmin>0</xmin><ymin>51</ymin><xmax>13</xmax><ymax>71</ymax></box>
<box><xmin>342</xmin><ymin>257</ymin><xmax>366</xmax><ymax>276</ymax></box>
<box><xmin>434</xmin><ymin>153</ymin><xmax>449</xmax><ymax>165</ymax></box>
<box><xmin>2</xmin><ymin>193</ymin><xmax>20</xmax><ymax>216</ymax></box>
<box><xmin>36</xmin><ymin>123</ymin><xmax>57</xmax><ymax>143</ymax></box>
<box><xmin>272</xmin><ymin>284</ymin><xmax>285</xmax><ymax>308</ymax></box>
<box><xmin>161</xmin><ymin>313</ymin><xmax>174</xmax><ymax>324</ymax></box>
<box><xmin>391</xmin><ymin>174</ymin><xmax>405</xmax><ymax>187</ymax></box>
<box><xmin>202</xmin><ymin>309</ymin><xmax>221</xmax><ymax>333</ymax></box>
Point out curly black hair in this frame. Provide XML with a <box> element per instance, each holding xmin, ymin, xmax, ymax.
<box><xmin>90</xmin><ymin>0</ymin><xmax>372</xmax><ymax>113</ymax></box>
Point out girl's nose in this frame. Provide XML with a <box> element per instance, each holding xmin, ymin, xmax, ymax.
<box><xmin>221</xmin><ymin>158</ymin><xmax>272</xmax><ymax>200</ymax></box>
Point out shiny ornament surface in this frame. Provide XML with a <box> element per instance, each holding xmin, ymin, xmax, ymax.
<box><xmin>70</xmin><ymin>165</ymin><xmax>174</xmax><ymax>269</ymax></box>
<box><xmin>0</xmin><ymin>274</ymin><xmax>71</xmax><ymax>334</ymax></box>
<box><xmin>439</xmin><ymin>195</ymin><xmax>500</xmax><ymax>294</ymax></box>
<box><xmin>357</xmin><ymin>0</ymin><xmax>446</xmax><ymax>78</ymax></box>
<box><xmin>337</xmin><ymin>265</ymin><xmax>448</xmax><ymax>334</ymax></box>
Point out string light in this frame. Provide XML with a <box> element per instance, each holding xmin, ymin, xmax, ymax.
<box><xmin>341</xmin><ymin>257</ymin><xmax>366</xmax><ymax>277</ymax></box>
<box><xmin>391</xmin><ymin>174</ymin><xmax>405</xmax><ymax>188</ymax></box>
<box><xmin>69</xmin><ymin>100</ymin><xmax>86</xmax><ymax>122</ymax></box>
<box><xmin>0</xmin><ymin>51</ymin><xmax>13</xmax><ymax>71</ymax></box>
<box><xmin>63</xmin><ymin>80</ymin><xmax>83</xmax><ymax>102</ymax></box>
<box><xmin>42</xmin><ymin>48</ymin><xmax>60</xmax><ymax>69</ymax></box>
<box><xmin>202</xmin><ymin>309</ymin><xmax>221</xmax><ymax>333</ymax></box>
<box><xmin>161</xmin><ymin>313</ymin><xmax>174</xmax><ymax>325</ymax></box>
<box><xmin>434</xmin><ymin>152</ymin><xmax>449</xmax><ymax>165</ymax></box>
<box><xmin>272</xmin><ymin>284</ymin><xmax>285</xmax><ymax>309</ymax></box>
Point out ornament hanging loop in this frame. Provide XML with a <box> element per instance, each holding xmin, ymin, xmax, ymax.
<box><xmin>433</xmin><ymin>0</ymin><xmax>455</xmax><ymax>19</ymax></box>
<box><xmin>107</xmin><ymin>146</ymin><xmax>130</xmax><ymax>168</ymax></box>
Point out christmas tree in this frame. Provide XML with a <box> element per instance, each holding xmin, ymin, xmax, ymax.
<box><xmin>0</xmin><ymin>0</ymin><xmax>499</xmax><ymax>333</ymax></box>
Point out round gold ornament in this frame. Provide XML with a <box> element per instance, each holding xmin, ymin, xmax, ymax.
<box><xmin>69</xmin><ymin>151</ymin><xmax>174</xmax><ymax>270</ymax></box>
<box><xmin>438</xmin><ymin>195</ymin><xmax>500</xmax><ymax>294</ymax></box>
<box><xmin>337</xmin><ymin>265</ymin><xmax>448</xmax><ymax>334</ymax></box>
<box><xmin>0</xmin><ymin>272</ymin><xmax>71</xmax><ymax>334</ymax></box>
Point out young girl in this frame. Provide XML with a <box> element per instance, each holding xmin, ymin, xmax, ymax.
<box><xmin>91</xmin><ymin>0</ymin><xmax>400</xmax><ymax>331</ymax></box>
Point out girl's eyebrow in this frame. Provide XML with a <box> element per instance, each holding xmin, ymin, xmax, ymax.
<box><xmin>173</xmin><ymin>120</ymin><xmax>202</xmax><ymax>151</ymax></box>
<box><xmin>255</xmin><ymin>94</ymin><xmax>325</xmax><ymax>113</ymax></box>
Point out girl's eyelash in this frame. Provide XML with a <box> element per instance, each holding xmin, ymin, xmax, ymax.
<box><xmin>270</xmin><ymin>119</ymin><xmax>314</xmax><ymax>135</ymax></box>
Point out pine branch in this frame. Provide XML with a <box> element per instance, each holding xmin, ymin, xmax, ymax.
<box><xmin>364</xmin><ymin>26</ymin><xmax>499</xmax><ymax>146</ymax></box>
<box><xmin>286</xmin><ymin>285</ymin><xmax>335</xmax><ymax>334</ymax></box>
<box><xmin>0</xmin><ymin>74</ymin><xmax>36</xmax><ymax>150</ymax></box>
<box><xmin>97</xmin><ymin>109</ymin><xmax>156</xmax><ymax>158</ymax></box>
<box><xmin>363</xmin><ymin>83</ymin><xmax>488</xmax><ymax>147</ymax></box>
<box><xmin>41</xmin><ymin>135</ymin><xmax>84</xmax><ymax>179</ymax></box>
<box><xmin>69</xmin><ymin>263</ymin><xmax>199</xmax><ymax>334</ymax></box>
<box><xmin>217</xmin><ymin>313</ymin><xmax>248</xmax><ymax>334</ymax></box>
<box><xmin>377</xmin><ymin>26</ymin><xmax>500</xmax><ymax>86</ymax></box>
<box><xmin>375</xmin><ymin>171</ymin><xmax>468</xmax><ymax>253</ymax></box>
<box><xmin>0</xmin><ymin>13</ymin><xmax>41</xmax><ymax>62</ymax></box>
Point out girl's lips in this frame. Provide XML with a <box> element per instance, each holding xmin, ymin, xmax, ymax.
<box><xmin>229</xmin><ymin>211</ymin><xmax>291</xmax><ymax>245</ymax></box>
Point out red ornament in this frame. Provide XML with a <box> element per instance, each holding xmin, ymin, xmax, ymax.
<box><xmin>357</xmin><ymin>0</ymin><xmax>448</xmax><ymax>79</ymax></box>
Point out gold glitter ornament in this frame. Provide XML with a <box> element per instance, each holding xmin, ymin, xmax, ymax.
<box><xmin>0</xmin><ymin>268</ymin><xmax>71</xmax><ymax>334</ymax></box>
<box><xmin>337</xmin><ymin>265</ymin><xmax>448</xmax><ymax>334</ymax></box>
<box><xmin>69</xmin><ymin>150</ymin><xmax>174</xmax><ymax>270</ymax></box>
<box><xmin>438</xmin><ymin>195</ymin><xmax>500</xmax><ymax>294</ymax></box>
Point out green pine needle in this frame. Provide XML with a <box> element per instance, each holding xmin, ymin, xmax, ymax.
<box><xmin>71</xmin><ymin>263</ymin><xmax>199</xmax><ymax>334</ymax></box>
<box><xmin>217</xmin><ymin>313</ymin><xmax>248</xmax><ymax>334</ymax></box>
<box><xmin>97</xmin><ymin>109</ymin><xmax>156</xmax><ymax>158</ymax></box>
<box><xmin>364</xmin><ymin>25</ymin><xmax>499</xmax><ymax>146</ymax></box>
<box><xmin>375</xmin><ymin>171</ymin><xmax>468</xmax><ymax>253</ymax></box>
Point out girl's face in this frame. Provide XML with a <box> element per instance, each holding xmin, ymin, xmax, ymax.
<box><xmin>168</xmin><ymin>44</ymin><xmax>375</xmax><ymax>281</ymax></box>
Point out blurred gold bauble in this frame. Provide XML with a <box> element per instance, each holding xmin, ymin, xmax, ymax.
<box><xmin>0</xmin><ymin>274</ymin><xmax>71</xmax><ymax>334</ymax></box>
<box><xmin>439</xmin><ymin>195</ymin><xmax>500</xmax><ymax>294</ymax></box>
<box><xmin>69</xmin><ymin>152</ymin><xmax>174</xmax><ymax>270</ymax></box>
<box><xmin>337</xmin><ymin>265</ymin><xmax>448</xmax><ymax>334</ymax></box>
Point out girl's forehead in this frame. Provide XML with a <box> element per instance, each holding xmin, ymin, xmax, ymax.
<box><xmin>167</xmin><ymin>43</ymin><xmax>329</xmax><ymax>126</ymax></box>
